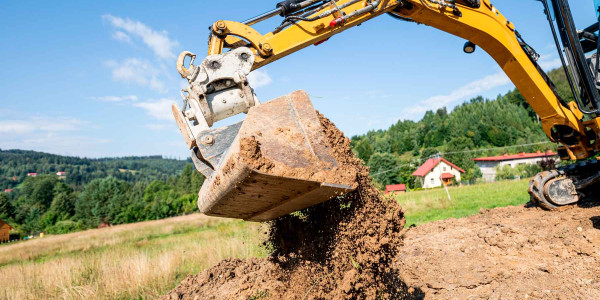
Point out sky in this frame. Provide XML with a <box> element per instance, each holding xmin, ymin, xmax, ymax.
<box><xmin>0</xmin><ymin>1</ymin><xmax>597</xmax><ymax>159</ymax></box>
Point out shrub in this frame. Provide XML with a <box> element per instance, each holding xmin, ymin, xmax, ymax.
<box><xmin>46</xmin><ymin>220</ymin><xmax>85</xmax><ymax>234</ymax></box>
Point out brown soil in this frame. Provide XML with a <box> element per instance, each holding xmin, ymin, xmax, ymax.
<box><xmin>162</xmin><ymin>113</ymin><xmax>409</xmax><ymax>299</ymax></box>
<box><xmin>236</xmin><ymin>101</ymin><xmax>360</xmax><ymax>189</ymax></box>
<box><xmin>162</xmin><ymin>114</ymin><xmax>600</xmax><ymax>300</ymax></box>
<box><xmin>395</xmin><ymin>203</ymin><xmax>600</xmax><ymax>299</ymax></box>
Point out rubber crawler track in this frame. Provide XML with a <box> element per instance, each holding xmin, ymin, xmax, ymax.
<box><xmin>528</xmin><ymin>159</ymin><xmax>599</xmax><ymax>210</ymax></box>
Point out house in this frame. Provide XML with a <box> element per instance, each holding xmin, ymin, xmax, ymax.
<box><xmin>3</xmin><ymin>189</ymin><xmax>13</xmax><ymax>193</ymax></box>
<box><xmin>27</xmin><ymin>173</ymin><xmax>37</xmax><ymax>177</ymax></box>
<box><xmin>385</xmin><ymin>184</ymin><xmax>407</xmax><ymax>194</ymax></box>
<box><xmin>472</xmin><ymin>150</ymin><xmax>557</xmax><ymax>182</ymax></box>
<box><xmin>56</xmin><ymin>171</ymin><xmax>66</xmax><ymax>179</ymax></box>
<box><xmin>0</xmin><ymin>219</ymin><xmax>13</xmax><ymax>243</ymax></box>
<box><xmin>412</xmin><ymin>158</ymin><xmax>465</xmax><ymax>188</ymax></box>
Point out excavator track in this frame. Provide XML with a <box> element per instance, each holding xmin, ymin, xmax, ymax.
<box><xmin>529</xmin><ymin>159</ymin><xmax>600</xmax><ymax>210</ymax></box>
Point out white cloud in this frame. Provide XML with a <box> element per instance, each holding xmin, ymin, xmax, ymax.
<box><xmin>406</xmin><ymin>71</ymin><xmax>511</xmax><ymax>115</ymax></box>
<box><xmin>538</xmin><ymin>54</ymin><xmax>562</xmax><ymax>70</ymax></box>
<box><xmin>145</xmin><ymin>123</ymin><xmax>174</xmax><ymax>130</ymax></box>
<box><xmin>403</xmin><ymin>52</ymin><xmax>562</xmax><ymax>119</ymax></box>
<box><xmin>247</xmin><ymin>70</ymin><xmax>272</xmax><ymax>88</ymax></box>
<box><xmin>0</xmin><ymin>117</ymin><xmax>86</xmax><ymax>134</ymax></box>
<box><xmin>133</xmin><ymin>98</ymin><xmax>174</xmax><ymax>121</ymax></box>
<box><xmin>112</xmin><ymin>31</ymin><xmax>131</xmax><ymax>43</ymax></box>
<box><xmin>102</xmin><ymin>14</ymin><xmax>179</xmax><ymax>59</ymax></box>
<box><xmin>0</xmin><ymin>116</ymin><xmax>109</xmax><ymax>156</ymax></box>
<box><xmin>1</xmin><ymin>133</ymin><xmax>110</xmax><ymax>157</ymax></box>
<box><xmin>105</xmin><ymin>58</ymin><xmax>167</xmax><ymax>93</ymax></box>
<box><xmin>90</xmin><ymin>95</ymin><xmax>138</xmax><ymax>102</ymax></box>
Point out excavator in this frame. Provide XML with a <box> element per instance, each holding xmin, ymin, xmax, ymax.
<box><xmin>171</xmin><ymin>0</ymin><xmax>600</xmax><ymax>221</ymax></box>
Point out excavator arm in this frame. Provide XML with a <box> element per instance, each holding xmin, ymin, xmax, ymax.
<box><xmin>173</xmin><ymin>0</ymin><xmax>600</xmax><ymax>220</ymax></box>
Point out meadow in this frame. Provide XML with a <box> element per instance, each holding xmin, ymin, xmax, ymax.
<box><xmin>0</xmin><ymin>179</ymin><xmax>529</xmax><ymax>299</ymax></box>
<box><xmin>394</xmin><ymin>179</ymin><xmax>530</xmax><ymax>226</ymax></box>
<box><xmin>0</xmin><ymin>215</ymin><xmax>266</xmax><ymax>299</ymax></box>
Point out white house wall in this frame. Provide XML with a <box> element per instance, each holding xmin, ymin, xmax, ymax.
<box><xmin>421</xmin><ymin>161</ymin><xmax>462</xmax><ymax>189</ymax></box>
<box><xmin>475</xmin><ymin>157</ymin><xmax>552</xmax><ymax>182</ymax></box>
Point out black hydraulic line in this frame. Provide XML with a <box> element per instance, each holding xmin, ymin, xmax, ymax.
<box><xmin>243</xmin><ymin>8</ymin><xmax>283</xmax><ymax>25</ymax></box>
<box><xmin>274</xmin><ymin>0</ymin><xmax>364</xmax><ymax>33</ymax></box>
<box><xmin>538</xmin><ymin>0</ymin><xmax>600</xmax><ymax>115</ymax></box>
<box><xmin>550</xmin><ymin>0</ymin><xmax>600</xmax><ymax>114</ymax></box>
<box><xmin>583</xmin><ymin>22</ymin><xmax>599</xmax><ymax>35</ymax></box>
<box><xmin>387</xmin><ymin>12</ymin><xmax>415</xmax><ymax>23</ymax></box>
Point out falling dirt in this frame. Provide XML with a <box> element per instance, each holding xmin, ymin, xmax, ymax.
<box><xmin>162</xmin><ymin>113</ymin><xmax>600</xmax><ymax>299</ymax></box>
<box><xmin>162</xmin><ymin>113</ymin><xmax>409</xmax><ymax>299</ymax></box>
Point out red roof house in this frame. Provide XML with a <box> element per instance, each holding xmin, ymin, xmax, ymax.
<box><xmin>27</xmin><ymin>173</ymin><xmax>37</xmax><ymax>177</ymax></box>
<box><xmin>472</xmin><ymin>150</ymin><xmax>557</xmax><ymax>162</ymax></box>
<box><xmin>472</xmin><ymin>150</ymin><xmax>558</xmax><ymax>182</ymax></box>
<box><xmin>412</xmin><ymin>158</ymin><xmax>465</xmax><ymax>188</ymax></box>
<box><xmin>385</xmin><ymin>184</ymin><xmax>407</xmax><ymax>194</ymax></box>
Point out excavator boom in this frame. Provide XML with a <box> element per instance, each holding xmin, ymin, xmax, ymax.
<box><xmin>173</xmin><ymin>0</ymin><xmax>600</xmax><ymax>220</ymax></box>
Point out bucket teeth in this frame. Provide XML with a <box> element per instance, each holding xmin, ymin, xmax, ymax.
<box><xmin>196</xmin><ymin>90</ymin><xmax>358</xmax><ymax>221</ymax></box>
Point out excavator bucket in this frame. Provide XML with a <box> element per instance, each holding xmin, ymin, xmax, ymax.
<box><xmin>191</xmin><ymin>91</ymin><xmax>358</xmax><ymax>221</ymax></box>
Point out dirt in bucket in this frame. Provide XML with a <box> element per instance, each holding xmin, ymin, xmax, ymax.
<box><xmin>161</xmin><ymin>113</ymin><xmax>414</xmax><ymax>299</ymax></box>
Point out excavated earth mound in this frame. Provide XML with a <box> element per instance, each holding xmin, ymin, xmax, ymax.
<box><xmin>162</xmin><ymin>113</ymin><xmax>600</xmax><ymax>299</ymax></box>
<box><xmin>161</xmin><ymin>113</ymin><xmax>410</xmax><ymax>299</ymax></box>
<box><xmin>395</xmin><ymin>202</ymin><xmax>600</xmax><ymax>299</ymax></box>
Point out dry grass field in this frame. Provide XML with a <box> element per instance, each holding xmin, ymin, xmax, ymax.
<box><xmin>0</xmin><ymin>180</ymin><xmax>531</xmax><ymax>299</ymax></box>
<box><xmin>0</xmin><ymin>214</ymin><xmax>265</xmax><ymax>299</ymax></box>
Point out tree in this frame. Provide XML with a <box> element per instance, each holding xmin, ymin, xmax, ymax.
<box><xmin>353</xmin><ymin>139</ymin><xmax>374</xmax><ymax>163</ymax></box>
<box><xmin>367</xmin><ymin>152</ymin><xmax>400</xmax><ymax>186</ymax></box>
<box><xmin>0</xmin><ymin>193</ymin><xmax>14</xmax><ymax>221</ymax></box>
<box><xmin>420</xmin><ymin>148</ymin><xmax>440</xmax><ymax>159</ymax></box>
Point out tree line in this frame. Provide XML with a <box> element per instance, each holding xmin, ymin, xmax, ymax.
<box><xmin>1</xmin><ymin>159</ymin><xmax>204</xmax><ymax>236</ymax></box>
<box><xmin>0</xmin><ymin>150</ymin><xmax>188</xmax><ymax>191</ymax></box>
<box><xmin>351</xmin><ymin>68</ymin><xmax>570</xmax><ymax>188</ymax></box>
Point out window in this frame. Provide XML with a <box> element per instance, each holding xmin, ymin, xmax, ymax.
<box><xmin>431</xmin><ymin>178</ymin><xmax>435</xmax><ymax>184</ymax></box>
<box><xmin>443</xmin><ymin>166</ymin><xmax>447</xmax><ymax>171</ymax></box>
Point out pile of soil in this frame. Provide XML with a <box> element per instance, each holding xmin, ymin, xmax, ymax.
<box><xmin>395</xmin><ymin>203</ymin><xmax>600</xmax><ymax>299</ymax></box>
<box><xmin>163</xmin><ymin>111</ymin><xmax>600</xmax><ymax>299</ymax></box>
<box><xmin>161</xmin><ymin>113</ymin><xmax>410</xmax><ymax>299</ymax></box>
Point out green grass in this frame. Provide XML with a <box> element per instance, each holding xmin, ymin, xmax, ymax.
<box><xmin>0</xmin><ymin>214</ymin><xmax>266</xmax><ymax>299</ymax></box>
<box><xmin>394</xmin><ymin>180</ymin><xmax>530</xmax><ymax>226</ymax></box>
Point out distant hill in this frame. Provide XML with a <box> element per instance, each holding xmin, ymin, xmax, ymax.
<box><xmin>0</xmin><ymin>149</ymin><xmax>189</xmax><ymax>190</ymax></box>
<box><xmin>0</xmin><ymin>150</ymin><xmax>203</xmax><ymax>236</ymax></box>
<box><xmin>351</xmin><ymin>68</ymin><xmax>569</xmax><ymax>187</ymax></box>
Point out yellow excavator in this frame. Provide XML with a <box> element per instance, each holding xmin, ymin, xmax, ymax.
<box><xmin>172</xmin><ymin>0</ymin><xmax>600</xmax><ymax>221</ymax></box>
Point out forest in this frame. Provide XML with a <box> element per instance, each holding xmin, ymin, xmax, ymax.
<box><xmin>0</xmin><ymin>69</ymin><xmax>570</xmax><ymax>236</ymax></box>
<box><xmin>351</xmin><ymin>68</ymin><xmax>570</xmax><ymax>188</ymax></box>
<box><xmin>0</xmin><ymin>151</ymin><xmax>204</xmax><ymax>236</ymax></box>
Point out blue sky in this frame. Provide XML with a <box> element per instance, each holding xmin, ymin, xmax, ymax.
<box><xmin>0</xmin><ymin>1</ymin><xmax>596</xmax><ymax>158</ymax></box>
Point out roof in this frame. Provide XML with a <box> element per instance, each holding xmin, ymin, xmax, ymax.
<box><xmin>441</xmin><ymin>173</ymin><xmax>455</xmax><ymax>179</ymax></box>
<box><xmin>412</xmin><ymin>158</ymin><xmax>465</xmax><ymax>177</ymax></box>
<box><xmin>0</xmin><ymin>219</ymin><xmax>13</xmax><ymax>230</ymax></box>
<box><xmin>385</xmin><ymin>184</ymin><xmax>407</xmax><ymax>193</ymax></box>
<box><xmin>472</xmin><ymin>150</ymin><xmax>557</xmax><ymax>162</ymax></box>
